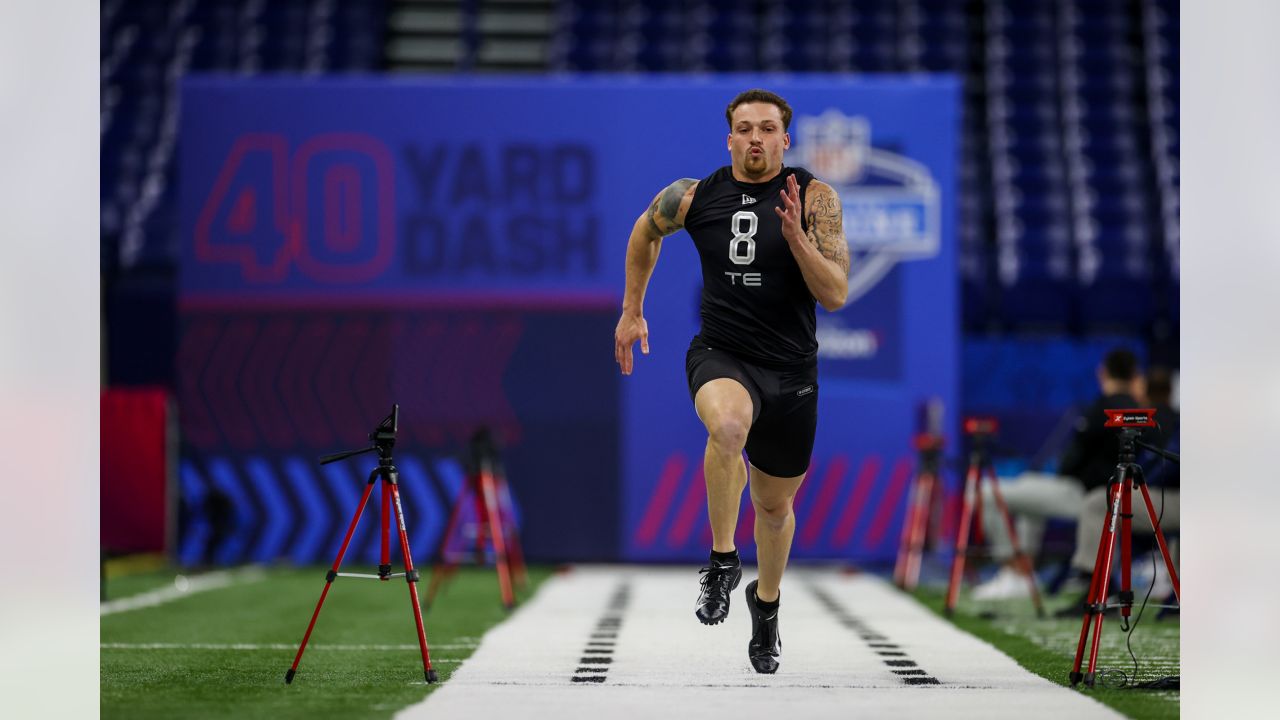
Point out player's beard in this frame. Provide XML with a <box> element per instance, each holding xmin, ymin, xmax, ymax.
<box><xmin>743</xmin><ymin>149</ymin><xmax>768</xmax><ymax>177</ymax></box>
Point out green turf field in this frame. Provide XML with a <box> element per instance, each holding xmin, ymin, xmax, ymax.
<box><xmin>101</xmin><ymin>565</ymin><xmax>554</xmax><ymax>719</ymax></box>
<box><xmin>103</xmin><ymin>564</ymin><xmax>1177</xmax><ymax>719</ymax></box>
<box><xmin>912</xmin><ymin>584</ymin><xmax>1179</xmax><ymax>720</ymax></box>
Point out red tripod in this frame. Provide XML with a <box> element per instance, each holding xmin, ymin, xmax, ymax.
<box><xmin>945</xmin><ymin>417</ymin><xmax>1045</xmax><ymax>617</ymax></box>
<box><xmin>894</xmin><ymin>432</ymin><xmax>944</xmax><ymax>592</ymax></box>
<box><xmin>285</xmin><ymin>406</ymin><xmax>437</xmax><ymax>685</ymax></box>
<box><xmin>425</xmin><ymin>428</ymin><xmax>527</xmax><ymax>611</ymax></box>
<box><xmin>1070</xmin><ymin>410</ymin><xmax>1180</xmax><ymax>688</ymax></box>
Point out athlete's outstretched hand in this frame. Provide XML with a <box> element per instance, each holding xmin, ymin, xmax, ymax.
<box><xmin>614</xmin><ymin>312</ymin><xmax>649</xmax><ymax>375</ymax></box>
<box><xmin>775</xmin><ymin>172</ymin><xmax>805</xmax><ymax>245</ymax></box>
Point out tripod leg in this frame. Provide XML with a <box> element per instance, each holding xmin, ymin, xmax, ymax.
<box><xmin>986</xmin><ymin>466</ymin><xmax>1046</xmax><ymax>617</ymax></box>
<box><xmin>1083</xmin><ymin>481</ymin><xmax>1124</xmax><ymax>687</ymax></box>
<box><xmin>472</xmin><ymin>473</ymin><xmax>489</xmax><ymax>564</ymax></box>
<box><xmin>945</xmin><ymin>461</ymin><xmax>980</xmax><ymax>615</ymax></box>
<box><xmin>380</xmin><ymin>479</ymin><xmax>392</xmax><ymax>579</ymax></box>
<box><xmin>285</xmin><ymin>478</ymin><xmax>378</xmax><ymax>684</ymax></box>
<box><xmin>971</xmin><ymin>474</ymin><xmax>984</xmax><ymax>547</ymax></box>
<box><xmin>895</xmin><ymin>472</ymin><xmax>923</xmax><ymax>588</ymax></box>
<box><xmin>1136</xmin><ymin>482</ymin><xmax>1181</xmax><ymax>603</ymax></box>
<box><xmin>480</xmin><ymin>469</ymin><xmax>516</xmax><ymax>609</ymax></box>
<box><xmin>1071</xmin><ymin>480</ymin><xmax>1118</xmax><ymax>685</ymax></box>
<box><xmin>1119</xmin><ymin>474</ymin><xmax>1134</xmax><ymax>621</ymax></box>
<box><xmin>496</xmin><ymin>471</ymin><xmax>529</xmax><ymax>590</ymax></box>
<box><xmin>907</xmin><ymin>473</ymin><xmax>936</xmax><ymax>591</ymax></box>
<box><xmin>425</xmin><ymin>483</ymin><xmax>468</xmax><ymax>610</ymax></box>
<box><xmin>903</xmin><ymin>472</ymin><xmax>934</xmax><ymax>592</ymax></box>
<box><xmin>500</xmin><ymin>500</ymin><xmax>529</xmax><ymax>591</ymax></box>
<box><xmin>389</xmin><ymin>477</ymin><xmax>437</xmax><ymax>684</ymax></box>
<box><xmin>507</xmin><ymin>528</ymin><xmax>528</xmax><ymax>591</ymax></box>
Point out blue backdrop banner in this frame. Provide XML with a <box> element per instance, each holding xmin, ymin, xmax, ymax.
<box><xmin>179</xmin><ymin>76</ymin><xmax>959</xmax><ymax>565</ymax></box>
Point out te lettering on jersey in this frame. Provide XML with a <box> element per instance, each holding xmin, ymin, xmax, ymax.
<box><xmin>724</xmin><ymin>271</ymin><xmax>762</xmax><ymax>286</ymax></box>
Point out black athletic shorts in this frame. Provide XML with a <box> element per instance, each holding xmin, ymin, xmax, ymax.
<box><xmin>685</xmin><ymin>335</ymin><xmax>818</xmax><ymax>478</ymax></box>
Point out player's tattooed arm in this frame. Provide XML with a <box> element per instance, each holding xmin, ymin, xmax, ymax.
<box><xmin>642</xmin><ymin>178</ymin><xmax>699</xmax><ymax>237</ymax></box>
<box><xmin>804</xmin><ymin>180</ymin><xmax>850</xmax><ymax>276</ymax></box>
<box><xmin>617</xmin><ymin>178</ymin><xmax>697</xmax><ymax>375</ymax></box>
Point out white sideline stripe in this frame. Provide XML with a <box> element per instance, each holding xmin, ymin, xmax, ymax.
<box><xmin>100</xmin><ymin>643</ymin><xmax>476</xmax><ymax>652</ymax></box>
<box><xmin>100</xmin><ymin>568</ymin><xmax>268</xmax><ymax>616</ymax></box>
<box><xmin>397</xmin><ymin>566</ymin><xmax>1125</xmax><ymax>720</ymax></box>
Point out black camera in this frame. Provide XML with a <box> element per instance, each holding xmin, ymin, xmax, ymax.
<box><xmin>962</xmin><ymin>416</ymin><xmax>999</xmax><ymax>436</ymax></box>
<box><xmin>1102</xmin><ymin>408</ymin><xmax>1156</xmax><ymax>428</ymax></box>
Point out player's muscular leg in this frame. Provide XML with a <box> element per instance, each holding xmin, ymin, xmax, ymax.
<box><xmin>749</xmin><ymin>466</ymin><xmax>806</xmax><ymax>602</ymax></box>
<box><xmin>694</xmin><ymin>379</ymin><xmax>754</xmax><ymax>553</ymax></box>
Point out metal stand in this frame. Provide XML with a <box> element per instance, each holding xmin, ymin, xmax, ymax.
<box><xmin>944</xmin><ymin>417</ymin><xmax>1046</xmax><ymax>618</ymax></box>
<box><xmin>425</xmin><ymin>428</ymin><xmax>527</xmax><ymax>611</ymax></box>
<box><xmin>284</xmin><ymin>405</ymin><xmax>437</xmax><ymax>685</ymax></box>
<box><xmin>1070</xmin><ymin>413</ymin><xmax>1180</xmax><ymax>688</ymax></box>
<box><xmin>894</xmin><ymin>431</ymin><xmax>944</xmax><ymax>592</ymax></box>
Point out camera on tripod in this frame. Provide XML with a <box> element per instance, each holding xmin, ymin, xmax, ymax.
<box><xmin>286</xmin><ymin>404</ymin><xmax>440</xmax><ymax>686</ymax></box>
<box><xmin>1103</xmin><ymin>408</ymin><xmax>1180</xmax><ymax>464</ymax></box>
<box><xmin>962</xmin><ymin>416</ymin><xmax>999</xmax><ymax>436</ymax></box>
<box><xmin>1070</xmin><ymin>406</ymin><xmax>1180</xmax><ymax>687</ymax></box>
<box><xmin>1102</xmin><ymin>408</ymin><xmax>1157</xmax><ymax>429</ymax></box>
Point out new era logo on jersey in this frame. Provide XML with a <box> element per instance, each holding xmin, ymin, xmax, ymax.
<box><xmin>741</xmin><ymin>194</ymin><xmax>757</xmax><ymax>205</ymax></box>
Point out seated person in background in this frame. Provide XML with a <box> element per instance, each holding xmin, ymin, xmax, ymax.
<box><xmin>971</xmin><ymin>348</ymin><xmax>1144</xmax><ymax>600</ymax></box>
<box><xmin>1058</xmin><ymin>368</ymin><xmax>1180</xmax><ymax>615</ymax></box>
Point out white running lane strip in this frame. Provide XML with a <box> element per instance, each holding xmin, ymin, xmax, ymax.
<box><xmin>396</xmin><ymin>566</ymin><xmax>1123</xmax><ymax>720</ymax></box>
<box><xmin>100</xmin><ymin>567</ymin><xmax>268</xmax><ymax>616</ymax></box>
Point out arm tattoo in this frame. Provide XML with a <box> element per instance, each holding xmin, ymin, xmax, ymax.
<box><xmin>805</xmin><ymin>182</ymin><xmax>850</xmax><ymax>275</ymax></box>
<box><xmin>645</xmin><ymin>178</ymin><xmax>697</xmax><ymax>237</ymax></box>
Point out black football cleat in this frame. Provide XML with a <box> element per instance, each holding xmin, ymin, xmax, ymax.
<box><xmin>695</xmin><ymin>557</ymin><xmax>742</xmax><ymax>625</ymax></box>
<box><xmin>745</xmin><ymin>580</ymin><xmax>781</xmax><ymax>674</ymax></box>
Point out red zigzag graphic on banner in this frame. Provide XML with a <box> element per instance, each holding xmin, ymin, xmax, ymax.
<box><xmin>633</xmin><ymin>452</ymin><xmax>915</xmax><ymax>552</ymax></box>
<box><xmin>178</xmin><ymin>314</ymin><xmax>523</xmax><ymax>451</ymax></box>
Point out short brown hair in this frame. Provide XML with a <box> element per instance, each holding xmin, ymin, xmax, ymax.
<box><xmin>1102</xmin><ymin>348</ymin><xmax>1139</xmax><ymax>382</ymax></box>
<box><xmin>726</xmin><ymin>89</ymin><xmax>793</xmax><ymax>131</ymax></box>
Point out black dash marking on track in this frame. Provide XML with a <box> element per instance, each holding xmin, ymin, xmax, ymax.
<box><xmin>571</xmin><ymin>581</ymin><xmax>631</xmax><ymax>685</ymax></box>
<box><xmin>806</xmin><ymin>583</ymin><xmax>942</xmax><ymax>688</ymax></box>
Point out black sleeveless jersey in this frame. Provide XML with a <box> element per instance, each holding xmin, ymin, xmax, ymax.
<box><xmin>684</xmin><ymin>165</ymin><xmax>818</xmax><ymax>367</ymax></box>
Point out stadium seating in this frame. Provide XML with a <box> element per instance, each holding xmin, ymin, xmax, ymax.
<box><xmin>100</xmin><ymin>0</ymin><xmax>386</xmax><ymax>272</ymax></box>
<box><xmin>101</xmin><ymin>0</ymin><xmax>1178</xmax><ymax>339</ymax></box>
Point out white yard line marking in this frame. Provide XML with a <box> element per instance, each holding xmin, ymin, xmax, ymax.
<box><xmin>100</xmin><ymin>568</ymin><xmax>268</xmax><ymax>616</ymax></box>
<box><xmin>396</xmin><ymin>566</ymin><xmax>1126</xmax><ymax>720</ymax></box>
<box><xmin>100</xmin><ymin>643</ymin><xmax>477</xmax><ymax>652</ymax></box>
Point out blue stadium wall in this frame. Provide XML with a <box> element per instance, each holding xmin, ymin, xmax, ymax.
<box><xmin>177</xmin><ymin>76</ymin><xmax>960</xmax><ymax>565</ymax></box>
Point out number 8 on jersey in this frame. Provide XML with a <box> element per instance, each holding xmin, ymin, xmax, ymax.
<box><xmin>729</xmin><ymin>211</ymin><xmax>757</xmax><ymax>265</ymax></box>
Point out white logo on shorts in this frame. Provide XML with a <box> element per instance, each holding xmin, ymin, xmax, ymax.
<box><xmin>796</xmin><ymin>385</ymin><xmax>815</xmax><ymax>397</ymax></box>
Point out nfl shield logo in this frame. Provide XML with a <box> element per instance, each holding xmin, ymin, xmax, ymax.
<box><xmin>795</xmin><ymin>111</ymin><xmax>870</xmax><ymax>185</ymax></box>
<box><xmin>791</xmin><ymin>108</ymin><xmax>941</xmax><ymax>305</ymax></box>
